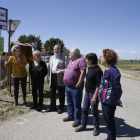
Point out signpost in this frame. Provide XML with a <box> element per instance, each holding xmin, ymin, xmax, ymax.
<box><xmin>0</xmin><ymin>7</ymin><xmax>8</xmax><ymax>99</ymax></box>
<box><xmin>0</xmin><ymin>7</ymin><xmax>8</xmax><ymax>30</ymax></box>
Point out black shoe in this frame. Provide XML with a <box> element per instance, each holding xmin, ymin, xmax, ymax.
<box><xmin>58</xmin><ymin>109</ymin><xmax>63</xmax><ymax>114</ymax></box>
<box><xmin>30</xmin><ymin>105</ymin><xmax>37</xmax><ymax>109</ymax></box>
<box><xmin>23</xmin><ymin>101</ymin><xmax>26</xmax><ymax>106</ymax></box>
<box><xmin>46</xmin><ymin>109</ymin><xmax>56</xmax><ymax>112</ymax></box>
<box><xmin>75</xmin><ymin>125</ymin><xmax>86</xmax><ymax>132</ymax></box>
<box><xmin>36</xmin><ymin>106</ymin><xmax>43</xmax><ymax>112</ymax></box>
<box><xmin>93</xmin><ymin>128</ymin><xmax>100</xmax><ymax>136</ymax></box>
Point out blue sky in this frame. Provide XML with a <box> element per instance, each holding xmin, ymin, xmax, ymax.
<box><xmin>1</xmin><ymin>0</ymin><xmax>140</xmax><ymax>59</ymax></box>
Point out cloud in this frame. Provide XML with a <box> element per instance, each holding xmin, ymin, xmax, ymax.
<box><xmin>81</xmin><ymin>49</ymin><xmax>140</xmax><ymax>60</ymax></box>
<box><xmin>115</xmin><ymin>50</ymin><xmax>122</xmax><ymax>53</ymax></box>
<box><xmin>129</xmin><ymin>51</ymin><xmax>137</xmax><ymax>54</ymax></box>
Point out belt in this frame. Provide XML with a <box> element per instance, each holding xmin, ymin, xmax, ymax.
<box><xmin>66</xmin><ymin>84</ymin><xmax>76</xmax><ymax>88</ymax></box>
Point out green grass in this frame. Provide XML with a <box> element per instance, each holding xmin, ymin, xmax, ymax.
<box><xmin>116</xmin><ymin>64</ymin><xmax>140</xmax><ymax>71</ymax></box>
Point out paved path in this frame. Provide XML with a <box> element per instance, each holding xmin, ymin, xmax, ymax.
<box><xmin>0</xmin><ymin>77</ymin><xmax>140</xmax><ymax>140</ymax></box>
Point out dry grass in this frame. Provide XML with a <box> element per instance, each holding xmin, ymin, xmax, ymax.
<box><xmin>0</xmin><ymin>76</ymin><xmax>50</xmax><ymax>123</ymax></box>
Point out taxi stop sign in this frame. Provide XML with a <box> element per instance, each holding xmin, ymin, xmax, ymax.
<box><xmin>0</xmin><ymin>37</ymin><xmax>4</xmax><ymax>52</ymax></box>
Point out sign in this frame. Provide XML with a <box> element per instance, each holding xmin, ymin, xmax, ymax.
<box><xmin>0</xmin><ymin>37</ymin><xmax>4</xmax><ymax>52</ymax></box>
<box><xmin>8</xmin><ymin>20</ymin><xmax>21</xmax><ymax>37</ymax></box>
<box><xmin>0</xmin><ymin>7</ymin><xmax>8</xmax><ymax>30</ymax></box>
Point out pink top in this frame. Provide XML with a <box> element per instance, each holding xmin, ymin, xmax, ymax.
<box><xmin>63</xmin><ymin>58</ymin><xmax>87</xmax><ymax>85</ymax></box>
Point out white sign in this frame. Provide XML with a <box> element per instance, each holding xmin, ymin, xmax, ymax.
<box><xmin>8</xmin><ymin>20</ymin><xmax>21</xmax><ymax>37</ymax></box>
<box><xmin>0</xmin><ymin>7</ymin><xmax>8</xmax><ymax>30</ymax></box>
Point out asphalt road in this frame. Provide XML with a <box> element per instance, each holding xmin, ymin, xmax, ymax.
<box><xmin>0</xmin><ymin>77</ymin><xmax>140</xmax><ymax>140</ymax></box>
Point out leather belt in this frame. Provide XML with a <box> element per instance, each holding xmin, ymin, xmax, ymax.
<box><xmin>66</xmin><ymin>84</ymin><xmax>76</xmax><ymax>88</ymax></box>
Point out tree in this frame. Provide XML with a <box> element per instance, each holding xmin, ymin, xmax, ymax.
<box><xmin>44</xmin><ymin>38</ymin><xmax>65</xmax><ymax>55</ymax></box>
<box><xmin>63</xmin><ymin>46</ymin><xmax>70</xmax><ymax>56</ymax></box>
<box><xmin>18</xmin><ymin>34</ymin><xmax>42</xmax><ymax>51</ymax></box>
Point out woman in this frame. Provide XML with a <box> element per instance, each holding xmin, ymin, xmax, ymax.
<box><xmin>29</xmin><ymin>50</ymin><xmax>47</xmax><ymax>111</ymax></box>
<box><xmin>98</xmin><ymin>49</ymin><xmax>123</xmax><ymax>140</ymax></box>
<box><xmin>75</xmin><ymin>53</ymin><xmax>103</xmax><ymax>136</ymax></box>
<box><xmin>4</xmin><ymin>45</ymin><xmax>27</xmax><ymax>106</ymax></box>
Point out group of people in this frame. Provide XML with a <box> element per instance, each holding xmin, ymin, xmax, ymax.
<box><xmin>4</xmin><ymin>44</ymin><xmax>123</xmax><ymax>140</ymax></box>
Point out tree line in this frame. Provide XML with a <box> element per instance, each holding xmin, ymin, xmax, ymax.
<box><xmin>18</xmin><ymin>34</ymin><xmax>70</xmax><ymax>56</ymax></box>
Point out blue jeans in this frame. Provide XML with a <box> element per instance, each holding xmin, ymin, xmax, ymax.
<box><xmin>65</xmin><ymin>82</ymin><xmax>84</xmax><ymax>123</ymax></box>
<box><xmin>81</xmin><ymin>92</ymin><xmax>99</xmax><ymax>128</ymax></box>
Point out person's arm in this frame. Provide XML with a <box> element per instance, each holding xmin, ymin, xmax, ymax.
<box><xmin>91</xmin><ymin>69</ymin><xmax>103</xmax><ymax>105</ymax></box>
<box><xmin>75</xmin><ymin>69</ymin><xmax>86</xmax><ymax>88</ymax></box>
<box><xmin>53</xmin><ymin>55</ymin><xmax>69</xmax><ymax>74</ymax></box>
<box><xmin>47</xmin><ymin>59</ymin><xmax>51</xmax><ymax>84</ymax></box>
<box><xmin>43</xmin><ymin>61</ymin><xmax>48</xmax><ymax>77</ymax></box>
<box><xmin>29</xmin><ymin>61</ymin><xmax>32</xmax><ymax>74</ymax></box>
<box><xmin>91</xmin><ymin>87</ymin><xmax>99</xmax><ymax>105</ymax></box>
<box><xmin>4</xmin><ymin>55</ymin><xmax>12</xmax><ymax>68</ymax></box>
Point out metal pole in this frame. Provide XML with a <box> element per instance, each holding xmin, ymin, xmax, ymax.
<box><xmin>8</xmin><ymin>19</ymin><xmax>12</xmax><ymax>96</ymax></box>
<box><xmin>0</xmin><ymin>30</ymin><xmax>2</xmax><ymax>99</ymax></box>
<box><xmin>7</xmin><ymin>19</ymin><xmax>11</xmax><ymax>92</ymax></box>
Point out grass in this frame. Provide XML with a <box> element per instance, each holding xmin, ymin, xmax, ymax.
<box><xmin>0</xmin><ymin>76</ymin><xmax>50</xmax><ymax>123</ymax></box>
<box><xmin>116</xmin><ymin>64</ymin><xmax>140</xmax><ymax>71</ymax></box>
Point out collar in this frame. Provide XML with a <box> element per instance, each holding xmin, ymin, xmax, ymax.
<box><xmin>89</xmin><ymin>65</ymin><xmax>99</xmax><ymax>69</ymax></box>
<box><xmin>54</xmin><ymin>54</ymin><xmax>61</xmax><ymax>59</ymax></box>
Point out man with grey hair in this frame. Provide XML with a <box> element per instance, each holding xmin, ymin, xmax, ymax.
<box><xmin>63</xmin><ymin>48</ymin><xmax>87</xmax><ymax>127</ymax></box>
<box><xmin>47</xmin><ymin>44</ymin><xmax>69</xmax><ymax>114</ymax></box>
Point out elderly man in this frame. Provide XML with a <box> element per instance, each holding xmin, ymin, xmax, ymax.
<box><xmin>63</xmin><ymin>48</ymin><xmax>87</xmax><ymax>127</ymax></box>
<box><xmin>47</xmin><ymin>44</ymin><xmax>68</xmax><ymax>114</ymax></box>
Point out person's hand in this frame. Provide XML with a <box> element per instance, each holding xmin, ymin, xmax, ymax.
<box><xmin>117</xmin><ymin>100</ymin><xmax>123</xmax><ymax>107</ymax></box>
<box><xmin>75</xmin><ymin>84</ymin><xmax>81</xmax><ymax>88</ymax></box>
<box><xmin>61</xmin><ymin>81</ymin><xmax>65</xmax><ymax>86</ymax></box>
<box><xmin>4</xmin><ymin>54</ymin><xmax>9</xmax><ymax>62</ymax></box>
<box><xmin>47</xmin><ymin>80</ymin><xmax>50</xmax><ymax>84</ymax></box>
<box><xmin>54</xmin><ymin>69</ymin><xmax>62</xmax><ymax>74</ymax></box>
<box><xmin>91</xmin><ymin>98</ymin><xmax>96</xmax><ymax>105</ymax></box>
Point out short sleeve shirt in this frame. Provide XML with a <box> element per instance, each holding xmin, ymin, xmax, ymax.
<box><xmin>63</xmin><ymin>58</ymin><xmax>87</xmax><ymax>85</ymax></box>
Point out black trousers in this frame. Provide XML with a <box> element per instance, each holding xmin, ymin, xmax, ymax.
<box><xmin>50</xmin><ymin>74</ymin><xmax>65</xmax><ymax>110</ymax></box>
<box><xmin>102</xmin><ymin>103</ymin><xmax>116</xmax><ymax>140</ymax></box>
<box><xmin>13</xmin><ymin>77</ymin><xmax>27</xmax><ymax>102</ymax></box>
<box><xmin>32</xmin><ymin>77</ymin><xmax>44</xmax><ymax>106</ymax></box>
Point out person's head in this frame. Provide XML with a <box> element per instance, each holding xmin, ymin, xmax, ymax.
<box><xmin>54</xmin><ymin>44</ymin><xmax>61</xmax><ymax>57</ymax></box>
<box><xmin>101</xmin><ymin>49</ymin><xmax>118</xmax><ymax>66</ymax></box>
<box><xmin>33</xmin><ymin>50</ymin><xmax>41</xmax><ymax>62</ymax></box>
<box><xmin>85</xmin><ymin>53</ymin><xmax>97</xmax><ymax>66</ymax></box>
<box><xmin>11</xmin><ymin>45</ymin><xmax>21</xmax><ymax>56</ymax></box>
<box><xmin>69</xmin><ymin>48</ymin><xmax>80</xmax><ymax>61</ymax></box>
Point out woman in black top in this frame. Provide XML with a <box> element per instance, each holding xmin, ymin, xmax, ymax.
<box><xmin>29</xmin><ymin>50</ymin><xmax>47</xmax><ymax>111</ymax></box>
<box><xmin>75</xmin><ymin>53</ymin><xmax>103</xmax><ymax>136</ymax></box>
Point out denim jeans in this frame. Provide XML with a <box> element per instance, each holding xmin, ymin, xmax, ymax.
<box><xmin>81</xmin><ymin>92</ymin><xmax>99</xmax><ymax>128</ymax></box>
<box><xmin>13</xmin><ymin>77</ymin><xmax>27</xmax><ymax>102</ymax></box>
<box><xmin>65</xmin><ymin>82</ymin><xmax>84</xmax><ymax>123</ymax></box>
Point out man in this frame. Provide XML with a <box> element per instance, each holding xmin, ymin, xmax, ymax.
<box><xmin>63</xmin><ymin>48</ymin><xmax>87</xmax><ymax>127</ymax></box>
<box><xmin>47</xmin><ymin>44</ymin><xmax>68</xmax><ymax>114</ymax></box>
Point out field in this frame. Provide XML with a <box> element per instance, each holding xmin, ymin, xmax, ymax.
<box><xmin>116</xmin><ymin>60</ymin><xmax>140</xmax><ymax>71</ymax></box>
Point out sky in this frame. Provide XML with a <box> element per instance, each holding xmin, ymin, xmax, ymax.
<box><xmin>0</xmin><ymin>0</ymin><xmax>140</xmax><ymax>60</ymax></box>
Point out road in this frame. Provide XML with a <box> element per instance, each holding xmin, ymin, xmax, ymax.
<box><xmin>0</xmin><ymin>77</ymin><xmax>140</xmax><ymax>140</ymax></box>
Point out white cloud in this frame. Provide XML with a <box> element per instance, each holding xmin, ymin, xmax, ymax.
<box><xmin>81</xmin><ymin>50</ymin><xmax>140</xmax><ymax>60</ymax></box>
<box><xmin>115</xmin><ymin>50</ymin><xmax>122</xmax><ymax>53</ymax></box>
<box><xmin>129</xmin><ymin>51</ymin><xmax>137</xmax><ymax>54</ymax></box>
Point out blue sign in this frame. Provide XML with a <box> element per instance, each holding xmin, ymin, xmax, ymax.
<box><xmin>0</xmin><ymin>7</ymin><xmax>8</xmax><ymax>30</ymax></box>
